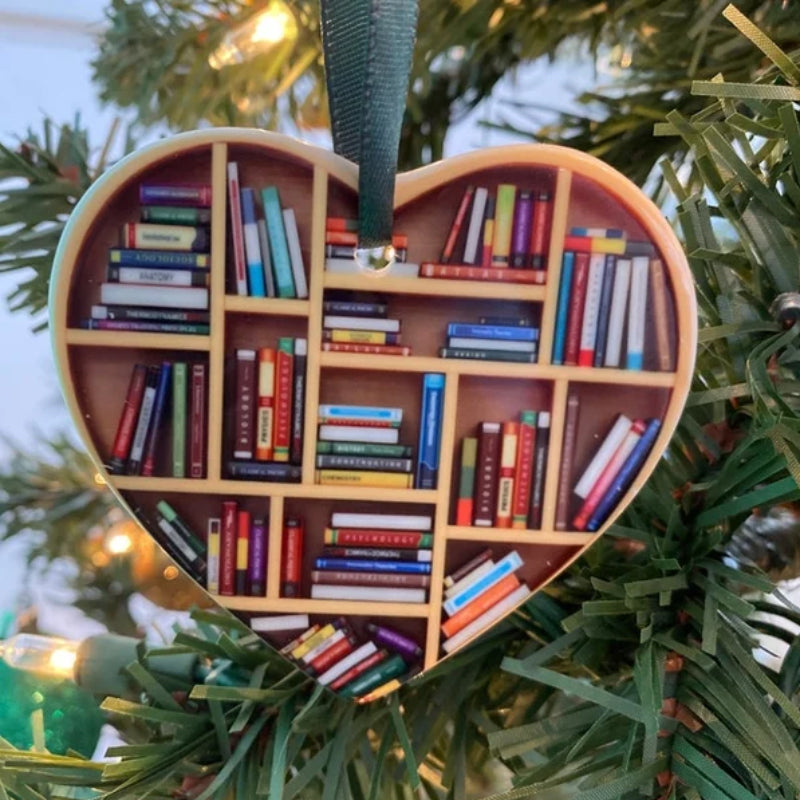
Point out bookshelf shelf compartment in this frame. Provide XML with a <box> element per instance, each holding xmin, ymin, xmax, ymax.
<box><xmin>445</xmin><ymin>526</ymin><xmax>595</xmax><ymax>546</ymax></box>
<box><xmin>66</xmin><ymin>330</ymin><xmax>212</xmax><ymax>351</ymax></box>
<box><xmin>214</xmin><ymin>597</ymin><xmax>432</xmax><ymax>618</ymax></box>
<box><xmin>224</xmin><ymin>296</ymin><xmax>311</xmax><ymax>317</ymax></box>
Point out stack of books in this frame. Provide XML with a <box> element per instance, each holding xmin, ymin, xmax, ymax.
<box><xmin>439</xmin><ymin>317</ymin><xmax>539</xmax><ymax>363</ymax></box>
<box><xmin>250</xmin><ymin>612</ymin><xmax>422</xmax><ymax>697</ymax></box>
<box><xmin>323</xmin><ymin>217</ymin><xmax>419</xmax><ymax>277</ymax></box>
<box><xmin>137</xmin><ymin>500</ymin><xmax>207</xmax><ymax>582</ymax></box>
<box><xmin>440</xmin><ymin>548</ymin><xmax>529</xmax><ymax>653</ymax></box>
<box><xmin>321</xmin><ymin>299</ymin><xmax>411</xmax><ymax>357</ymax></box>
<box><xmin>83</xmin><ymin>183</ymin><xmax>212</xmax><ymax>334</ymax></box>
<box><xmin>227</xmin><ymin>340</ymin><xmax>307</xmax><ymax>482</ymax></box>
<box><xmin>455</xmin><ymin>410</ymin><xmax>550</xmax><ymax>529</ymax></box>
<box><xmin>421</xmin><ymin>183</ymin><xmax>552</xmax><ymax>284</ymax></box>
<box><xmin>310</xmin><ymin>511</ymin><xmax>434</xmax><ymax>604</ymax></box>
<box><xmin>552</xmin><ymin>230</ymin><xmax>673</xmax><ymax>371</ymax></box>
<box><xmin>554</xmin><ymin>404</ymin><xmax>662</xmax><ymax>532</ymax></box>
<box><xmin>227</xmin><ymin>162</ymin><xmax>308</xmax><ymax>299</ymax></box>
<box><xmin>107</xmin><ymin>361</ymin><xmax>207</xmax><ymax>479</ymax></box>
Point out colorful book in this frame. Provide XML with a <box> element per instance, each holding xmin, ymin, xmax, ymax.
<box><xmin>511</xmin><ymin>411</ymin><xmax>537</xmax><ymax>529</ymax></box>
<box><xmin>108</xmin><ymin>364</ymin><xmax>147</xmax><ymax>474</ymax></box>
<box><xmin>445</xmin><ymin>557</ymin><xmax>495</xmax><ymax>599</ymax></box>
<box><xmin>311</xmin><ymin>572</ymin><xmax>429</xmax><ymax>589</ymax></box>
<box><xmin>318</xmin><ymin>425</ymin><xmax>399</xmax><ymax>444</ymax></box>
<box><xmin>316</xmin><ymin>455</ymin><xmax>413</xmax><ymax>472</ymax></box>
<box><xmin>528</xmin><ymin>412</ymin><xmax>550</xmax><ymax>529</ymax></box>
<box><xmin>320</xmin><ymin>547</ymin><xmax>431</xmax><ymax>562</ymax></box>
<box><xmin>563</xmin><ymin>235</ymin><xmax>626</xmax><ymax>255</ymax></box>
<box><xmin>495</xmin><ymin>421</ymin><xmax>519</xmax><ymax>528</ymax></box>
<box><xmin>604</xmin><ymin>257</ymin><xmax>632</xmax><ymax>368</ymax></box>
<box><xmin>314</xmin><ymin>558</ymin><xmax>430</xmax><ymax>575</ymax></box>
<box><xmin>455</xmin><ymin>437</ymin><xmax>478</xmax><ymax>526</ymax></box>
<box><xmin>323</xmin><ymin>330</ymin><xmax>402</xmax><ymax>345</ymax></box>
<box><xmin>139</xmin><ymin>183</ymin><xmax>212</xmax><ymax>207</ymax></box>
<box><xmin>126</xmin><ymin>365</ymin><xmax>159</xmax><ymax>475</ymax></box>
<box><xmin>91</xmin><ymin>305</ymin><xmax>210</xmax><ymax>323</ymax></box>
<box><xmin>80</xmin><ymin>319</ymin><xmax>209</xmax><ymax>335</ymax></box>
<box><xmin>510</xmin><ymin>190</ymin><xmax>533</xmax><ymax>268</ymax></box>
<box><xmin>415</xmin><ymin>373</ymin><xmax>446</xmax><ymax>490</ymax></box>
<box><xmin>592</xmin><ymin>255</ymin><xmax>617</xmax><ymax>368</ymax></box>
<box><xmin>323</xmin><ymin>299</ymin><xmax>388</xmax><ymax>317</ymax></box>
<box><xmin>257</xmin><ymin>218</ymin><xmax>276</xmax><ymax>297</ymax></box>
<box><xmin>141</xmin><ymin>361</ymin><xmax>172</xmax><ymax>477</ymax></box>
<box><xmin>290</xmin><ymin>338</ymin><xmax>307</xmax><ymax>465</ymax></box>
<box><xmin>650</xmin><ymin>258</ymin><xmax>673</xmax><ymax>371</ymax></box>
<box><xmin>558</xmin><ymin>260</ymin><xmax>577</xmax><ymax>359</ymax></box>
<box><xmin>563</xmin><ymin>252</ymin><xmax>590</xmax><ymax>366</ymax></box>
<box><xmin>235</xmin><ymin>510</ymin><xmax>250</xmax><ymax>595</ymax></box>
<box><xmin>318</xmin><ymin>404</ymin><xmax>403</xmax><ymax>426</ymax></box>
<box><xmin>441</xmin><ymin>573</ymin><xmax>521</xmax><ymax>638</ymax></box>
<box><xmin>443</xmin><ymin>547</ymin><xmax>493</xmax><ymax>589</ymax></box>
<box><xmin>316</xmin><ymin>441</ymin><xmax>412</xmax><ymax>458</ymax></box>
<box><xmin>324</xmin><ymin>529</ymin><xmax>433</xmax><ymax>548</ymax></box>
<box><xmin>106</xmin><ymin>265</ymin><xmax>209</xmax><ymax>287</ymax></box>
<box><xmin>262</xmin><ymin>187</ymin><xmax>296</xmax><ymax>298</ymax></box>
<box><xmin>234</xmin><ymin>349</ymin><xmax>257</xmax><ymax>460</ymax></box>
<box><xmin>420</xmin><ymin>264</ymin><xmax>541</xmax><ymax>284</ymax></box>
<box><xmin>206</xmin><ymin>518</ymin><xmax>221</xmax><ymax>594</ymax></box>
<box><xmin>573</xmin><ymin>415</ymin><xmax>633</xmax><ymax>498</ymax></box>
<box><xmin>446</xmin><ymin>323</ymin><xmax>538</xmax><ymax>341</ymax></box>
<box><xmin>109</xmin><ymin>248</ymin><xmax>210</xmax><ymax>269</ymax></box>
<box><xmin>283</xmin><ymin>208</ymin><xmax>309</xmax><ymax>299</ymax></box>
<box><xmin>529</xmin><ymin>191</ymin><xmax>552</xmax><ymax>271</ymax></box>
<box><xmin>219</xmin><ymin>501</ymin><xmax>237</xmax><ymax>596</ymax></box>
<box><xmin>473</xmin><ymin>422</ymin><xmax>502</xmax><ymax>526</ymax></box>
<box><xmin>240</xmin><ymin>187</ymin><xmax>266</xmax><ymax>297</ymax></box>
<box><xmin>464</xmin><ymin>186</ymin><xmax>489</xmax><ymax>264</ymax></box>
<box><xmin>443</xmin><ymin>550</ymin><xmax>523</xmax><ymax>616</ymax></box>
<box><xmin>254</xmin><ymin>348</ymin><xmax>276</xmax><ymax>461</ymax></box>
<box><xmin>189</xmin><ymin>363</ymin><xmax>207</xmax><ymax>478</ymax></box>
<box><xmin>441</xmin><ymin>185</ymin><xmax>475</xmax><ymax>263</ymax></box>
<box><xmin>122</xmin><ymin>223</ymin><xmax>209</xmax><ymax>252</ymax></box>
<box><xmin>99</xmin><ymin>283</ymin><xmax>209</xmax><ymax>310</ymax></box>
<box><xmin>481</xmin><ymin>196</ymin><xmax>496</xmax><ymax>268</ymax></box>
<box><xmin>273</xmin><ymin>338</ymin><xmax>294</xmax><ymax>462</ymax></box>
<box><xmin>330</xmin><ymin>513</ymin><xmax>432</xmax><ymax>530</ymax></box>
<box><xmin>227</xmin><ymin>164</ymin><xmax>248</xmax><ymax>295</ymax></box>
<box><xmin>141</xmin><ymin>205</ymin><xmax>211</xmax><ymax>225</ymax></box>
<box><xmin>282</xmin><ymin>517</ymin><xmax>304</xmax><ymax>597</ymax></box>
<box><xmin>226</xmin><ymin>461</ymin><xmax>302</xmax><ymax>481</ymax></box>
<box><xmin>554</xmin><ymin>394</ymin><xmax>580</xmax><ymax>530</ymax></box>
<box><xmin>491</xmin><ymin>184</ymin><xmax>516</xmax><ymax>267</ymax></box>
<box><xmin>315</xmin><ymin>470</ymin><xmax>413</xmax><ymax>488</ymax></box>
<box><xmin>577</xmin><ymin>253</ymin><xmax>607</xmax><ymax>367</ymax></box>
<box><xmin>627</xmin><ymin>256</ymin><xmax>649</xmax><ymax>369</ymax></box>
<box><xmin>248</xmin><ymin>517</ymin><xmax>268</xmax><ymax>596</ymax></box>
<box><xmin>439</xmin><ymin>348</ymin><xmax>537</xmax><ymax>363</ymax></box>
<box><xmin>310</xmin><ymin>585</ymin><xmax>426</xmax><ymax>603</ymax></box>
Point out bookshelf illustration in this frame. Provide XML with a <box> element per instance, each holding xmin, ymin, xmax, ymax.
<box><xmin>51</xmin><ymin>130</ymin><xmax>695</xmax><ymax>699</ymax></box>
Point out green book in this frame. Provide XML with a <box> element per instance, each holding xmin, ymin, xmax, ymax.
<box><xmin>141</xmin><ymin>205</ymin><xmax>212</xmax><ymax>225</ymax></box>
<box><xmin>172</xmin><ymin>362</ymin><xmax>187</xmax><ymax>477</ymax></box>
<box><xmin>316</xmin><ymin>441</ymin><xmax>413</xmax><ymax>458</ymax></box>
<box><xmin>456</xmin><ymin>437</ymin><xmax>478</xmax><ymax>525</ymax></box>
<box><xmin>261</xmin><ymin>186</ymin><xmax>296</xmax><ymax>298</ymax></box>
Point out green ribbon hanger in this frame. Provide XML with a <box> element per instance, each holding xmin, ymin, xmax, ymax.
<box><xmin>320</xmin><ymin>0</ymin><xmax>419</xmax><ymax>267</ymax></box>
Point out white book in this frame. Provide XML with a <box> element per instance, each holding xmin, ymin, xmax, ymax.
<box><xmin>128</xmin><ymin>382</ymin><xmax>157</xmax><ymax>467</ymax></box>
<box><xmin>463</xmin><ymin>186</ymin><xmax>488</xmax><ymax>264</ymax></box>
<box><xmin>310</xmin><ymin>584</ymin><xmax>427</xmax><ymax>603</ymax></box>
<box><xmin>318</xmin><ymin>424</ymin><xmax>399</xmax><ymax>444</ymax></box>
<box><xmin>100</xmin><ymin>283</ymin><xmax>209</xmax><ymax>310</ymax></box>
<box><xmin>604</xmin><ymin>257</ymin><xmax>632</xmax><ymax>368</ymax></box>
<box><xmin>250</xmin><ymin>614</ymin><xmax>310</xmax><ymax>633</ymax></box>
<box><xmin>578</xmin><ymin>253</ymin><xmax>607</xmax><ymax>366</ymax></box>
<box><xmin>573</xmin><ymin>415</ymin><xmax>632</xmax><ymax>498</ymax></box>
<box><xmin>444</xmin><ymin>559</ymin><xmax>496</xmax><ymax>599</ymax></box>
<box><xmin>227</xmin><ymin>162</ymin><xmax>248</xmax><ymax>296</ymax></box>
<box><xmin>325</xmin><ymin>258</ymin><xmax>421</xmax><ymax>278</ymax></box>
<box><xmin>111</xmin><ymin>266</ymin><xmax>206</xmax><ymax>287</ymax></box>
<box><xmin>256</xmin><ymin>219</ymin><xmax>276</xmax><ymax>297</ymax></box>
<box><xmin>282</xmin><ymin>208</ymin><xmax>309</xmax><ymax>299</ymax></box>
<box><xmin>323</xmin><ymin>315</ymin><xmax>400</xmax><ymax>333</ymax></box>
<box><xmin>300</xmin><ymin>629</ymin><xmax>348</xmax><ymax>665</ymax></box>
<box><xmin>330</xmin><ymin>512</ymin><xmax>433</xmax><ymax>530</ymax></box>
<box><xmin>442</xmin><ymin>583</ymin><xmax>530</xmax><ymax>653</ymax></box>
<box><xmin>448</xmin><ymin>337</ymin><xmax>536</xmax><ymax>353</ymax></box>
<box><xmin>318</xmin><ymin>642</ymin><xmax>378</xmax><ymax>686</ymax></box>
<box><xmin>626</xmin><ymin>256</ymin><xmax>649</xmax><ymax>370</ymax></box>
<box><xmin>443</xmin><ymin>551</ymin><xmax>523</xmax><ymax>617</ymax></box>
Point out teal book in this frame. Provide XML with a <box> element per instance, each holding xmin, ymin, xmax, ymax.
<box><xmin>172</xmin><ymin>362</ymin><xmax>187</xmax><ymax>478</ymax></box>
<box><xmin>261</xmin><ymin>187</ymin><xmax>296</xmax><ymax>298</ymax></box>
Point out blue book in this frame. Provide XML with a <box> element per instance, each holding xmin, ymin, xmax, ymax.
<box><xmin>261</xmin><ymin>187</ymin><xmax>296</xmax><ymax>298</ymax></box>
<box><xmin>141</xmin><ymin>361</ymin><xmax>172</xmax><ymax>476</ymax></box>
<box><xmin>445</xmin><ymin>323</ymin><xmax>539</xmax><ymax>342</ymax></box>
<box><xmin>109</xmin><ymin>248</ymin><xmax>210</xmax><ymax>269</ymax></box>
<box><xmin>415</xmin><ymin>373</ymin><xmax>446</xmax><ymax>490</ymax></box>
<box><xmin>318</xmin><ymin>404</ymin><xmax>403</xmax><ymax>425</ymax></box>
<box><xmin>443</xmin><ymin>551</ymin><xmax>523</xmax><ymax>616</ymax></box>
<box><xmin>592</xmin><ymin>255</ymin><xmax>617</xmax><ymax>368</ymax></box>
<box><xmin>552</xmin><ymin>251</ymin><xmax>574</xmax><ymax>365</ymax></box>
<box><xmin>586</xmin><ymin>419</ymin><xmax>661</xmax><ymax>532</ymax></box>
<box><xmin>240</xmin><ymin>189</ymin><xmax>266</xmax><ymax>297</ymax></box>
<box><xmin>314</xmin><ymin>558</ymin><xmax>431</xmax><ymax>574</ymax></box>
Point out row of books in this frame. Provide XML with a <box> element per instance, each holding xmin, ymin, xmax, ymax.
<box><xmin>315</xmin><ymin>373</ymin><xmax>445</xmax><ymax>490</ymax></box>
<box><xmin>455</xmin><ymin>411</ymin><xmax>551</xmax><ymax>529</ymax></box>
<box><xmin>321</xmin><ymin>294</ymin><xmax>412</xmax><ymax>356</ymax></box>
<box><xmin>438</xmin><ymin>318</ymin><xmax>539</xmax><ymax>364</ymax></box>
<box><xmin>227</xmin><ymin>163</ymin><xmax>309</xmax><ymax>299</ymax></box>
<box><xmin>107</xmin><ymin>361</ymin><xmax>207</xmax><ymax>478</ymax></box>
<box><xmin>83</xmin><ymin>182</ymin><xmax>213</xmax><ymax>333</ymax></box>
<box><xmin>323</xmin><ymin>218</ymin><xmax>420</xmax><ymax>278</ymax></box>
<box><xmin>552</xmin><ymin>233</ymin><xmax>673</xmax><ymax>371</ymax></box>
<box><xmin>229</xmin><ymin>339</ymin><xmax>307</xmax><ymax>482</ymax></box>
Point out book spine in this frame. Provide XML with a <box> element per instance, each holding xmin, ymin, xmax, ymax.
<box><xmin>324</xmin><ymin>529</ymin><xmax>433</xmax><ymax>548</ymax></box>
<box><xmin>443</xmin><ymin>551</ymin><xmax>522</xmax><ymax>616</ymax></box>
<box><xmin>329</xmin><ymin>648</ymin><xmax>388</xmax><ymax>692</ymax></box>
<box><xmin>330</xmin><ymin>512</ymin><xmax>432</xmax><ymax>530</ymax></box>
<box><xmin>322</xmin><ymin>315</ymin><xmax>400</xmax><ymax>333</ymax></box>
<box><xmin>564</xmin><ymin>251</ymin><xmax>590</xmax><ymax>365</ymax></box>
<box><xmin>316</xmin><ymin>455</ymin><xmax>413</xmax><ymax>472</ymax></box>
<box><xmin>126</xmin><ymin>366</ymin><xmax>160</xmax><ymax>475</ymax></box>
<box><xmin>139</xmin><ymin>184</ymin><xmax>212</xmax><ymax>207</ymax></box>
<box><xmin>123</xmin><ymin>223</ymin><xmax>209</xmax><ymax>253</ymax></box>
<box><xmin>226</xmin><ymin>461</ymin><xmax>302</xmax><ymax>481</ymax></box>
<box><xmin>227</xmin><ymin>163</ymin><xmax>248</xmax><ymax>296</ymax></box>
<box><xmin>415</xmin><ymin>373</ymin><xmax>446</xmax><ymax>489</ymax></box>
<box><xmin>319</xmin><ymin>642</ymin><xmax>379</xmax><ymax>688</ymax></box>
<box><xmin>318</xmin><ymin>424</ymin><xmax>399</xmax><ymax>444</ymax></box>
<box><xmin>463</xmin><ymin>186</ymin><xmax>488</xmax><ymax>264</ymax></box>
<box><xmin>443</xmin><ymin>547</ymin><xmax>493</xmax><ymax>589</ymax></box>
<box><xmin>321</xmin><ymin>342</ymin><xmax>412</xmax><ymax>356</ymax></box>
<box><xmin>235</xmin><ymin>510</ymin><xmax>250</xmax><ymax>595</ymax></box>
<box><xmin>577</xmin><ymin>253</ymin><xmax>607</xmax><ymax>367</ymax></box>
<box><xmin>189</xmin><ymin>363</ymin><xmax>207</xmax><ymax>478</ymax></box>
<box><xmin>439</xmin><ymin>348</ymin><xmax>537</xmax><ymax>363</ymax></box>
<box><xmin>142</xmin><ymin>362</ymin><xmax>172</xmax><ymax>477</ymax></box>
<box><xmin>108</xmin><ymin>364</ymin><xmax>147</xmax><ymax>473</ymax></box>
<box><xmin>419</xmin><ymin>263</ymin><xmax>539</xmax><ymax>283</ymax></box>
<box><xmin>570</xmin><ymin>226</ymin><xmax>625</xmax><ymax>238</ymax></box>
<box><xmin>554</xmin><ymin>394</ymin><xmax>580</xmax><ymax>531</ymax></box>
<box><xmin>626</xmin><ymin>256</ymin><xmax>649</xmax><ymax>370</ymax></box>
<box><xmin>262</xmin><ymin>187</ymin><xmax>296</xmax><ymax>298</ymax></box>
<box><xmin>338</xmin><ymin>653</ymin><xmax>408</xmax><ymax>697</ymax></box>
<box><xmin>441</xmin><ymin>185</ymin><xmax>474</xmax><ymax>263</ymax></box>
<box><xmin>479</xmin><ymin>315</ymin><xmax>534</xmax><ymax>327</ymax></box>
<box><xmin>256</xmin><ymin>218</ymin><xmax>276</xmax><ymax>297</ymax></box>
<box><xmin>321</xmin><ymin>547</ymin><xmax>431</xmax><ymax>561</ymax></box>
<box><xmin>604</xmin><ymin>257</ymin><xmax>632</xmax><ymax>368</ymax></box>
<box><xmin>91</xmin><ymin>305</ymin><xmax>210</xmax><ymax>323</ymax></box>
<box><xmin>250</xmin><ymin>614</ymin><xmax>310</xmax><ymax>633</ymax></box>
<box><xmin>495</xmin><ymin>422</ymin><xmax>519</xmax><ymax>528</ymax></box>
<box><xmin>528</xmin><ymin>412</ymin><xmax>550</xmax><ymax>529</ymax></box>
<box><xmin>322</xmin><ymin>300</ymin><xmax>388</xmax><ymax>317</ymax></box>
<box><xmin>552</xmin><ymin>251</ymin><xmax>574</xmax><ymax>365</ymax></box>
<box><xmin>528</xmin><ymin>191</ymin><xmax>552</xmax><ymax>271</ymax></box>
<box><xmin>100</xmin><ymin>283</ymin><xmax>209</xmax><ymax>310</ymax></box>
<box><xmin>311</xmin><ymin>570</ymin><xmax>431</xmax><ymax>588</ymax></box>
<box><xmin>564</xmin><ymin>235</ymin><xmax>626</xmax><ymax>255</ymax></box>
<box><xmin>455</xmin><ymin>437</ymin><xmax>478</xmax><ymax>526</ymax></box>
<box><xmin>445</xmin><ymin>557</ymin><xmax>495</xmax><ymax>598</ymax></box>
<box><xmin>290</xmin><ymin>338</ymin><xmax>307</xmax><ymax>466</ymax></box>
<box><xmin>109</xmin><ymin>248</ymin><xmax>210</xmax><ymax>268</ymax></box>
<box><xmin>650</xmin><ymin>258</ymin><xmax>673</xmax><ymax>370</ymax></box>
<box><xmin>326</xmin><ymin>231</ymin><xmax>407</xmax><ymax>249</ymax></box>
<box><xmin>481</xmin><ymin>196</ymin><xmax>496</xmax><ymax>268</ymax></box>
<box><xmin>325</xmin><ymin>244</ymin><xmax>408</xmax><ymax>263</ymax></box>
<box><xmin>315</xmin><ymin>470</ymin><xmax>413</xmax><ymax>488</ymax></box>
<box><xmin>254</xmin><ymin>348</ymin><xmax>276</xmax><ymax>461</ymax></box>
<box><xmin>325</xmin><ymin>217</ymin><xmax>359</xmax><ymax>233</ymax></box>
<box><xmin>219</xmin><ymin>501</ymin><xmax>238</xmax><ymax>596</ymax></box>
<box><xmin>323</xmin><ymin>330</ymin><xmax>402</xmax><ymax>345</ymax></box>
<box><xmin>107</xmin><ymin>266</ymin><xmax>209</xmax><ymax>287</ymax></box>
<box><xmin>314</xmin><ymin>557</ymin><xmax>432</xmax><ymax>574</ymax></box>
<box><xmin>511</xmin><ymin>411</ymin><xmax>537</xmax><ymax>529</ymax></box>
<box><xmin>308</xmin><ymin>635</ymin><xmax>356</xmax><ymax>675</ymax></box>
<box><xmin>153</xmin><ymin>511</ymin><xmax>206</xmax><ymax>578</ymax></box>
<box><xmin>592</xmin><ymin>255</ymin><xmax>617</xmax><ymax>367</ymax></box>
<box><xmin>491</xmin><ymin>184</ymin><xmax>516</xmax><ymax>267</ymax></box>
<box><xmin>273</xmin><ymin>338</ymin><xmax>294</xmax><ymax>462</ymax></box>
<box><xmin>510</xmin><ymin>190</ymin><xmax>533</xmax><ymax>268</ymax></box>
<box><xmin>141</xmin><ymin>205</ymin><xmax>212</xmax><ymax>225</ymax></box>
<box><xmin>316</xmin><ymin>441</ymin><xmax>411</xmax><ymax>458</ymax></box>
<box><xmin>441</xmin><ymin>573</ymin><xmax>521</xmax><ymax>638</ymax></box>
<box><xmin>574</xmin><ymin>415</ymin><xmax>632</xmax><ymax>498</ymax></box>
<box><xmin>281</xmin><ymin>517</ymin><xmax>304</xmax><ymax>597</ymax></box>
<box><xmin>234</xmin><ymin>349</ymin><xmax>257</xmax><ymax>459</ymax></box>
<box><xmin>473</xmin><ymin>422</ymin><xmax>502</xmax><ymax>526</ymax></box>
<box><xmin>447</xmin><ymin>337</ymin><xmax>535</xmax><ymax>352</ymax></box>
<box><xmin>445</xmin><ymin>323</ymin><xmax>538</xmax><ymax>341</ymax></box>
<box><xmin>283</xmin><ymin>208</ymin><xmax>309</xmax><ymax>299</ymax></box>
<box><xmin>206</xmin><ymin>518</ymin><xmax>221</xmax><ymax>594</ymax></box>
<box><xmin>240</xmin><ymin>187</ymin><xmax>266</xmax><ymax>297</ymax></box>
<box><xmin>248</xmin><ymin>517</ymin><xmax>268</xmax><ymax>596</ymax></box>
<box><xmin>310</xmin><ymin>585</ymin><xmax>426</xmax><ymax>603</ymax></box>
<box><xmin>80</xmin><ymin>319</ymin><xmax>209</xmax><ymax>335</ymax></box>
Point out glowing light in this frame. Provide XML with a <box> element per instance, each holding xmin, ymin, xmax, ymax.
<box><xmin>163</xmin><ymin>565</ymin><xmax>180</xmax><ymax>581</ymax></box>
<box><xmin>0</xmin><ymin>634</ymin><xmax>80</xmax><ymax>679</ymax></box>
<box><xmin>106</xmin><ymin>531</ymin><xmax>133</xmax><ymax>555</ymax></box>
<box><xmin>49</xmin><ymin>647</ymin><xmax>78</xmax><ymax>674</ymax></box>
<box><xmin>94</xmin><ymin>472</ymin><xmax>106</xmax><ymax>486</ymax></box>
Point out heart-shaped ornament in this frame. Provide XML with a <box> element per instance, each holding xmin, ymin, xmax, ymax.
<box><xmin>51</xmin><ymin>129</ymin><xmax>695</xmax><ymax>700</ymax></box>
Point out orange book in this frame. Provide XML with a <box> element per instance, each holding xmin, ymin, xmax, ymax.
<box><xmin>494</xmin><ymin>422</ymin><xmax>519</xmax><ymax>528</ymax></box>
<box><xmin>440</xmin><ymin>573</ymin><xmax>521</xmax><ymax>638</ymax></box>
<box><xmin>254</xmin><ymin>348</ymin><xmax>276</xmax><ymax>461</ymax></box>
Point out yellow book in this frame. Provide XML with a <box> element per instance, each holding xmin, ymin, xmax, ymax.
<box><xmin>589</xmin><ymin>237</ymin><xmax>626</xmax><ymax>255</ymax></box>
<box><xmin>315</xmin><ymin>470</ymin><xmax>414</xmax><ymax>488</ymax></box>
<box><xmin>326</xmin><ymin>329</ymin><xmax>397</xmax><ymax>345</ymax></box>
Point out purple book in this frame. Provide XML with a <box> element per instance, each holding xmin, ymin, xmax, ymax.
<box><xmin>139</xmin><ymin>184</ymin><xmax>212</xmax><ymax>207</ymax></box>
<box><xmin>510</xmin><ymin>190</ymin><xmax>533</xmax><ymax>268</ymax></box>
<box><xmin>248</xmin><ymin>517</ymin><xmax>268</xmax><ymax>596</ymax></box>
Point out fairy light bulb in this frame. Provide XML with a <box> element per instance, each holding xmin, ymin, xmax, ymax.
<box><xmin>0</xmin><ymin>634</ymin><xmax>79</xmax><ymax>680</ymax></box>
<box><xmin>208</xmin><ymin>2</ymin><xmax>298</xmax><ymax>70</ymax></box>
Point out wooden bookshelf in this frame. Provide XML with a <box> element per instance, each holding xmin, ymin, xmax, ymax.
<box><xmin>51</xmin><ymin>129</ymin><xmax>696</xmax><ymax>688</ymax></box>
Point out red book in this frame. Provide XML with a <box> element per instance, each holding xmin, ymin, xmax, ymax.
<box><xmin>273</xmin><ymin>338</ymin><xmax>294</xmax><ymax>462</ymax></box>
<box><xmin>310</xmin><ymin>570</ymin><xmax>431</xmax><ymax>588</ymax></box>
<box><xmin>309</xmin><ymin>635</ymin><xmax>356</xmax><ymax>675</ymax></box>
<box><xmin>528</xmin><ymin>191</ymin><xmax>552</xmax><ymax>270</ymax></box>
<box><xmin>529</xmin><ymin>412</ymin><xmax>551</xmax><ymax>529</ymax></box>
<box><xmin>234</xmin><ymin>349</ymin><xmax>256</xmax><ymax>459</ymax></box>
<box><xmin>189</xmin><ymin>363</ymin><xmax>207</xmax><ymax>478</ymax></box>
<box><xmin>325</xmin><ymin>217</ymin><xmax>359</xmax><ymax>233</ymax></box>
<box><xmin>282</xmin><ymin>516</ymin><xmax>304</xmax><ymax>597</ymax></box>
<box><xmin>235</xmin><ymin>510</ymin><xmax>250</xmax><ymax>595</ymax></box>
<box><xmin>420</xmin><ymin>263</ymin><xmax>540</xmax><ymax>284</ymax></box>
<box><xmin>473</xmin><ymin>422</ymin><xmax>502</xmax><ymax>527</ymax></box>
<box><xmin>321</xmin><ymin>342</ymin><xmax>412</xmax><ymax>356</ymax></box>
<box><xmin>219</xmin><ymin>501</ymin><xmax>238</xmax><ymax>596</ymax></box>
<box><xmin>495</xmin><ymin>422</ymin><xmax>519</xmax><ymax>528</ymax></box>
<box><xmin>227</xmin><ymin>163</ymin><xmax>248</xmax><ymax>296</ymax></box>
<box><xmin>511</xmin><ymin>411</ymin><xmax>537</xmax><ymax>529</ymax></box>
<box><xmin>329</xmin><ymin>648</ymin><xmax>388</xmax><ymax>691</ymax></box>
<box><xmin>108</xmin><ymin>364</ymin><xmax>147</xmax><ymax>474</ymax></box>
<box><xmin>254</xmin><ymin>348</ymin><xmax>276</xmax><ymax>461</ymax></box>
<box><xmin>555</xmin><ymin>394</ymin><xmax>581</xmax><ymax>530</ymax></box>
<box><xmin>564</xmin><ymin>252</ymin><xmax>591</xmax><ymax>366</ymax></box>
<box><xmin>326</xmin><ymin>231</ymin><xmax>408</xmax><ymax>249</ymax></box>
<box><xmin>441</xmin><ymin>185</ymin><xmax>475</xmax><ymax>263</ymax></box>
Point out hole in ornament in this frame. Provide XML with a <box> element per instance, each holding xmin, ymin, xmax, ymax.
<box><xmin>354</xmin><ymin>245</ymin><xmax>396</xmax><ymax>276</ymax></box>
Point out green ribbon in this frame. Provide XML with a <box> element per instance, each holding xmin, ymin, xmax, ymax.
<box><xmin>320</xmin><ymin>0</ymin><xmax>419</xmax><ymax>249</ymax></box>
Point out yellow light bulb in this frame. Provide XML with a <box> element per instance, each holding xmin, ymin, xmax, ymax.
<box><xmin>49</xmin><ymin>647</ymin><xmax>78</xmax><ymax>674</ymax></box>
<box><xmin>0</xmin><ymin>634</ymin><xmax>80</xmax><ymax>679</ymax></box>
<box><xmin>251</xmin><ymin>7</ymin><xmax>292</xmax><ymax>43</ymax></box>
<box><xmin>106</xmin><ymin>532</ymin><xmax>133</xmax><ymax>555</ymax></box>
